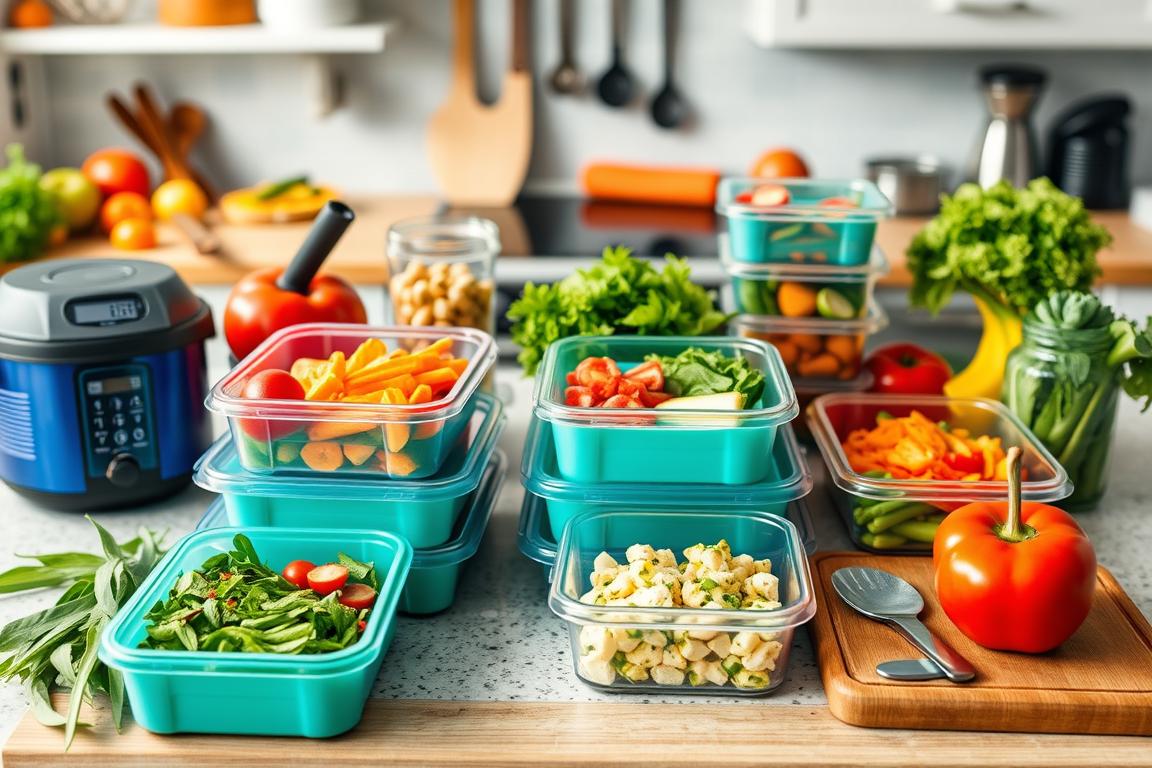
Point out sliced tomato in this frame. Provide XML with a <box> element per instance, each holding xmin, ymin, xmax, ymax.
<box><xmin>638</xmin><ymin>389</ymin><xmax>674</xmax><ymax>407</ymax></box>
<box><xmin>307</xmin><ymin>564</ymin><xmax>349</xmax><ymax>596</ymax></box>
<box><xmin>574</xmin><ymin>357</ymin><xmax>621</xmax><ymax>388</ymax></box>
<box><xmin>601</xmin><ymin>394</ymin><xmax>643</xmax><ymax>408</ymax></box>
<box><xmin>623</xmin><ymin>360</ymin><xmax>664</xmax><ymax>392</ymax></box>
<box><xmin>734</xmin><ymin>191</ymin><xmax>753</xmax><ymax>204</ymax></box>
<box><xmin>590</xmin><ymin>376</ymin><xmax>620</xmax><ymax>401</ymax></box>
<box><xmin>615</xmin><ymin>377</ymin><xmax>645</xmax><ymax>400</ymax></box>
<box><xmin>281</xmin><ymin>560</ymin><xmax>315</xmax><ymax>589</ymax></box>
<box><xmin>943</xmin><ymin>451</ymin><xmax>984</xmax><ymax>475</ymax></box>
<box><xmin>565</xmin><ymin>386</ymin><xmax>597</xmax><ymax>407</ymax></box>
<box><xmin>565</xmin><ymin>372</ymin><xmax>578</xmax><ymax>385</ymax></box>
<box><xmin>751</xmin><ymin>184</ymin><xmax>790</xmax><ymax>206</ymax></box>
<box><xmin>819</xmin><ymin>196</ymin><xmax>858</xmax><ymax>208</ymax></box>
<box><xmin>338</xmin><ymin>583</ymin><xmax>378</xmax><ymax>610</ymax></box>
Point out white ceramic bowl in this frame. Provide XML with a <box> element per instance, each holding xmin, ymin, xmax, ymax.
<box><xmin>258</xmin><ymin>0</ymin><xmax>359</xmax><ymax>30</ymax></box>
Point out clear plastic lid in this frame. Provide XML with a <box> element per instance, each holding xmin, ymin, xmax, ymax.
<box><xmin>793</xmin><ymin>370</ymin><xmax>874</xmax><ymax>396</ymax></box>
<box><xmin>206</xmin><ymin>323</ymin><xmax>496</xmax><ymax>427</ymax></box>
<box><xmin>716</xmin><ymin>177</ymin><xmax>894</xmax><ymax>220</ymax></box>
<box><xmin>807</xmin><ymin>393</ymin><xmax>1072</xmax><ymax>503</ymax></box>
<box><xmin>720</xmin><ymin>236</ymin><xmax>889</xmax><ymax>282</ymax></box>
<box><xmin>548</xmin><ymin>509</ymin><xmax>816</xmax><ymax>632</ymax></box>
<box><xmin>533</xmin><ymin>335</ymin><xmax>797</xmax><ymax>428</ymax></box>
<box><xmin>195</xmin><ymin>449</ymin><xmax>506</xmax><ymax>567</ymax></box>
<box><xmin>194</xmin><ymin>393</ymin><xmax>504</xmax><ymax>501</ymax></box>
<box><xmin>730</xmin><ymin>299</ymin><xmax>889</xmax><ymax>337</ymax></box>
<box><xmin>521</xmin><ymin>417</ymin><xmax>811</xmax><ymax>507</ymax></box>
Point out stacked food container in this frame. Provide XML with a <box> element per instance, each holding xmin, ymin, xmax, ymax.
<box><xmin>520</xmin><ymin>334</ymin><xmax>816</xmax><ymax>695</ymax></box>
<box><xmin>716</xmin><ymin>178</ymin><xmax>893</xmax><ymax>441</ymax></box>
<box><xmin>99</xmin><ymin>322</ymin><xmax>504</xmax><ymax>736</ymax></box>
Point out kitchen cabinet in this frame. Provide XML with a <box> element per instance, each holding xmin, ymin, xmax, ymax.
<box><xmin>746</xmin><ymin>0</ymin><xmax>1152</xmax><ymax>49</ymax></box>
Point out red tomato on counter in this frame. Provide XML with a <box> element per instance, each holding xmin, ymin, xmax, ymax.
<box><xmin>865</xmin><ymin>343</ymin><xmax>952</xmax><ymax>395</ymax></box>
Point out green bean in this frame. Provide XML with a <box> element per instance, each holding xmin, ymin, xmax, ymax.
<box><xmin>853</xmin><ymin>499</ymin><xmax>919</xmax><ymax>525</ymax></box>
<box><xmin>866</xmin><ymin>503</ymin><xmax>939</xmax><ymax>534</ymax></box>
<box><xmin>860</xmin><ymin>532</ymin><xmax>908</xmax><ymax>549</ymax></box>
<box><xmin>889</xmin><ymin>519</ymin><xmax>942</xmax><ymax>543</ymax></box>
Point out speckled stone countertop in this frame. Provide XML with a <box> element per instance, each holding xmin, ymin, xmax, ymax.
<box><xmin>2</xmin><ymin>287</ymin><xmax>1151</xmax><ymax>746</ymax></box>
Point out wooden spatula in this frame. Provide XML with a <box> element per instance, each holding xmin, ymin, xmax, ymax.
<box><xmin>427</xmin><ymin>0</ymin><xmax>533</xmax><ymax>207</ymax></box>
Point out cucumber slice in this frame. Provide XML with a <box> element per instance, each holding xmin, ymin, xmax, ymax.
<box><xmin>815</xmin><ymin>287</ymin><xmax>856</xmax><ymax>319</ymax></box>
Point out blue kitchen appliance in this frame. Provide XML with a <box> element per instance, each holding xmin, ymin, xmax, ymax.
<box><xmin>0</xmin><ymin>259</ymin><xmax>215</xmax><ymax>510</ymax></box>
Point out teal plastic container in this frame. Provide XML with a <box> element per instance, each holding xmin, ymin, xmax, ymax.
<box><xmin>521</xmin><ymin>417</ymin><xmax>811</xmax><ymax>540</ymax></box>
<box><xmin>717</xmin><ymin>178</ymin><xmax>893</xmax><ymax>266</ymax></box>
<box><xmin>99</xmin><ymin>527</ymin><xmax>413</xmax><ymax>737</ymax></box>
<box><xmin>518</xmin><ymin>491</ymin><xmax>817</xmax><ymax>581</ymax></box>
<box><xmin>205</xmin><ymin>323</ymin><xmax>497</xmax><ymax>479</ymax></box>
<box><xmin>193</xmin><ymin>393</ymin><xmax>504</xmax><ymax>548</ymax></box>
<box><xmin>197</xmin><ymin>450</ymin><xmax>506</xmax><ymax>615</ymax></box>
<box><xmin>533</xmin><ymin>336</ymin><xmax>797</xmax><ymax>485</ymax></box>
<box><xmin>548</xmin><ymin>509</ymin><xmax>815</xmax><ymax>696</ymax></box>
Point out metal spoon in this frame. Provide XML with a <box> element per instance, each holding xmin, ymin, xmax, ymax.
<box><xmin>876</xmin><ymin>658</ymin><xmax>948</xmax><ymax>681</ymax></box>
<box><xmin>549</xmin><ymin>0</ymin><xmax>583</xmax><ymax>95</ymax></box>
<box><xmin>596</xmin><ymin>0</ymin><xmax>634</xmax><ymax>108</ymax></box>
<box><xmin>649</xmin><ymin>0</ymin><xmax>688</xmax><ymax>129</ymax></box>
<box><xmin>831</xmin><ymin>567</ymin><xmax>976</xmax><ymax>683</ymax></box>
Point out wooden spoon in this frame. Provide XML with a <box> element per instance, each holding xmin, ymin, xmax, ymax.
<box><xmin>168</xmin><ymin>101</ymin><xmax>216</xmax><ymax>201</ymax></box>
<box><xmin>132</xmin><ymin>82</ymin><xmax>193</xmax><ymax>183</ymax></box>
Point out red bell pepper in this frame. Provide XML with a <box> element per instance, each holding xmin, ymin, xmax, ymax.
<box><xmin>933</xmin><ymin>446</ymin><xmax>1096</xmax><ymax>653</ymax></box>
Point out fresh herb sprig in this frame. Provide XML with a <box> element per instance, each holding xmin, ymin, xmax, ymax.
<box><xmin>0</xmin><ymin>518</ymin><xmax>166</xmax><ymax>749</ymax></box>
<box><xmin>141</xmin><ymin>535</ymin><xmax>376</xmax><ymax>656</ymax></box>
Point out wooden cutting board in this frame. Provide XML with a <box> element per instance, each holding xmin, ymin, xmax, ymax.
<box><xmin>809</xmin><ymin>552</ymin><xmax>1152</xmax><ymax>736</ymax></box>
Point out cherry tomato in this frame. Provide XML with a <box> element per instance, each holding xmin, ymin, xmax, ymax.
<box><xmin>865</xmin><ymin>343</ymin><xmax>953</xmax><ymax>395</ymax></box>
<box><xmin>281</xmin><ymin>559</ymin><xmax>316</xmax><ymax>589</ymax></box>
<box><xmin>565</xmin><ymin>372</ymin><xmax>578</xmax><ymax>386</ymax></box>
<box><xmin>601</xmin><ymin>394</ymin><xmax>643</xmax><ymax>408</ymax></box>
<box><xmin>574</xmin><ymin>357</ymin><xmax>621</xmax><ymax>388</ymax></box>
<box><xmin>82</xmin><ymin>148</ymin><xmax>151</xmax><ymax>198</ymax></box>
<box><xmin>240</xmin><ymin>369</ymin><xmax>306</xmax><ymax>439</ymax></box>
<box><xmin>338</xmin><ymin>583</ymin><xmax>378</xmax><ymax>610</ymax></box>
<box><xmin>565</xmin><ymin>385</ymin><xmax>596</xmax><ymax>407</ymax></box>
<box><xmin>623</xmin><ymin>360</ymin><xmax>664</xmax><ymax>392</ymax></box>
<box><xmin>100</xmin><ymin>191</ymin><xmax>152</xmax><ymax>233</ymax></box>
<box><xmin>109</xmin><ymin>217</ymin><xmax>156</xmax><ymax>250</ymax></box>
<box><xmin>307</xmin><ymin>563</ymin><xmax>349</xmax><ymax>595</ymax></box>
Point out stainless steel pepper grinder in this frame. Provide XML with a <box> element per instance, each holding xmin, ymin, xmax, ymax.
<box><xmin>972</xmin><ymin>64</ymin><xmax>1046</xmax><ymax>188</ymax></box>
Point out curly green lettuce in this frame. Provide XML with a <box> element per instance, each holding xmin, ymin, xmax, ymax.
<box><xmin>508</xmin><ymin>246</ymin><xmax>730</xmax><ymax>375</ymax></box>
<box><xmin>907</xmin><ymin>178</ymin><xmax>1111</xmax><ymax>316</ymax></box>
<box><xmin>0</xmin><ymin>144</ymin><xmax>59</xmax><ymax>264</ymax></box>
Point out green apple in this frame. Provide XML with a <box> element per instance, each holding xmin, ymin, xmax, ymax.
<box><xmin>40</xmin><ymin>167</ymin><xmax>101</xmax><ymax>231</ymax></box>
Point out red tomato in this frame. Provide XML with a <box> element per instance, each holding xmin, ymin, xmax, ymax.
<box><xmin>819</xmin><ymin>196</ymin><xmax>858</xmax><ymax>207</ymax></box>
<box><xmin>639</xmin><ymin>389</ymin><xmax>673</xmax><ymax>407</ymax></box>
<box><xmin>623</xmin><ymin>360</ymin><xmax>664</xmax><ymax>392</ymax></box>
<box><xmin>615</xmin><ymin>378</ymin><xmax>645</xmax><ymax>400</ymax></box>
<box><xmin>574</xmin><ymin>357</ymin><xmax>621</xmax><ymax>388</ymax></box>
<box><xmin>240</xmin><ymin>369</ymin><xmax>306</xmax><ymax>439</ymax></box>
<box><xmin>307</xmin><ymin>564</ymin><xmax>349</xmax><ymax>596</ymax></box>
<box><xmin>565</xmin><ymin>372</ymin><xmax>578</xmax><ymax>385</ymax></box>
<box><xmin>565</xmin><ymin>386</ymin><xmax>597</xmax><ymax>407</ymax></box>
<box><xmin>751</xmin><ymin>184</ymin><xmax>791</xmax><ymax>206</ymax></box>
<box><xmin>338</xmin><ymin>583</ymin><xmax>378</xmax><ymax>610</ymax></box>
<box><xmin>601</xmin><ymin>394</ymin><xmax>643</xmax><ymax>408</ymax></box>
<box><xmin>82</xmin><ymin>149</ymin><xmax>151</xmax><ymax>198</ymax></box>
<box><xmin>281</xmin><ymin>559</ymin><xmax>316</xmax><ymax>589</ymax></box>
<box><xmin>865</xmin><ymin>343</ymin><xmax>953</xmax><ymax>395</ymax></box>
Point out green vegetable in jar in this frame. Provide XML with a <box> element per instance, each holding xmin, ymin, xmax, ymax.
<box><xmin>508</xmin><ymin>246</ymin><xmax>730</xmax><ymax>375</ymax></box>
<box><xmin>907</xmin><ymin>179</ymin><xmax>1111</xmax><ymax>317</ymax></box>
<box><xmin>0</xmin><ymin>144</ymin><xmax>61</xmax><ymax>264</ymax></box>
<box><xmin>1002</xmin><ymin>290</ymin><xmax>1152</xmax><ymax>510</ymax></box>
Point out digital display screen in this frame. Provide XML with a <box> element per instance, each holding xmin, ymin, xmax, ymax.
<box><xmin>72</xmin><ymin>299</ymin><xmax>140</xmax><ymax>325</ymax></box>
<box><xmin>85</xmin><ymin>376</ymin><xmax>141</xmax><ymax>396</ymax></box>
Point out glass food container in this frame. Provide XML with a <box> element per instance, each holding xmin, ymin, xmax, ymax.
<box><xmin>386</xmin><ymin>216</ymin><xmax>499</xmax><ymax>336</ymax></box>
<box><xmin>206</xmin><ymin>323</ymin><xmax>496</xmax><ymax>478</ymax></box>
<box><xmin>716</xmin><ymin>178</ymin><xmax>893</xmax><ymax>267</ymax></box>
<box><xmin>1002</xmin><ymin>317</ymin><xmax>1121</xmax><ymax>512</ymax></box>
<box><xmin>730</xmin><ymin>300</ymin><xmax>888</xmax><ymax>382</ymax></box>
<box><xmin>548</xmin><ymin>509</ymin><xmax>815</xmax><ymax>696</ymax></box>
<box><xmin>807</xmin><ymin>393</ymin><xmax>1071</xmax><ymax>555</ymax></box>
<box><xmin>532</xmin><ymin>335</ymin><xmax>797</xmax><ymax>485</ymax></box>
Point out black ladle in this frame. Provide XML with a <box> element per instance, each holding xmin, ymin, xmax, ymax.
<box><xmin>277</xmin><ymin>201</ymin><xmax>356</xmax><ymax>294</ymax></box>
<box><xmin>650</xmin><ymin>0</ymin><xmax>688</xmax><ymax>129</ymax></box>
<box><xmin>596</xmin><ymin>0</ymin><xmax>634</xmax><ymax>108</ymax></box>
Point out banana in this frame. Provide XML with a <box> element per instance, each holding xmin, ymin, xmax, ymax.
<box><xmin>943</xmin><ymin>295</ymin><xmax>1023</xmax><ymax>400</ymax></box>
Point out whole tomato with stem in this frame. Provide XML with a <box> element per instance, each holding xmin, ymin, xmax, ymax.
<box><xmin>933</xmin><ymin>446</ymin><xmax>1097</xmax><ymax>653</ymax></box>
<box><xmin>865</xmin><ymin>343</ymin><xmax>952</xmax><ymax>395</ymax></box>
<box><xmin>82</xmin><ymin>149</ymin><xmax>151</xmax><ymax>198</ymax></box>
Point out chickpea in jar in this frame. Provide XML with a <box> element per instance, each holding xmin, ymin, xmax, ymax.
<box><xmin>390</xmin><ymin>259</ymin><xmax>494</xmax><ymax>332</ymax></box>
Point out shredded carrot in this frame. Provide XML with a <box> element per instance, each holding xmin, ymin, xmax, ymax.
<box><xmin>841</xmin><ymin>410</ymin><xmax>1006</xmax><ymax>481</ymax></box>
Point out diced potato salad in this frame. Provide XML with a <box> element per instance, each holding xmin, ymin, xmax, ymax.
<box><xmin>577</xmin><ymin>541</ymin><xmax>784</xmax><ymax>690</ymax></box>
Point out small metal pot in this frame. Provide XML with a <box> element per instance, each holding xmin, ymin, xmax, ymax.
<box><xmin>865</xmin><ymin>157</ymin><xmax>944</xmax><ymax>216</ymax></box>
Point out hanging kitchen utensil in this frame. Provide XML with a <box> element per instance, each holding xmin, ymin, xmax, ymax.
<box><xmin>649</xmin><ymin>0</ymin><xmax>688</xmax><ymax>129</ymax></box>
<box><xmin>106</xmin><ymin>87</ymin><xmax>215</xmax><ymax>198</ymax></box>
<box><xmin>168</xmin><ymin>101</ymin><xmax>216</xmax><ymax>201</ymax></box>
<box><xmin>427</xmin><ymin>0</ymin><xmax>533</xmax><ymax>207</ymax></box>
<box><xmin>596</xmin><ymin>0</ymin><xmax>634</xmax><ymax>108</ymax></box>
<box><xmin>548</xmin><ymin>0</ymin><xmax>583</xmax><ymax>95</ymax></box>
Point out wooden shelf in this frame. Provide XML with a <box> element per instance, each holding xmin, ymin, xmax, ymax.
<box><xmin>0</xmin><ymin>22</ymin><xmax>393</xmax><ymax>55</ymax></box>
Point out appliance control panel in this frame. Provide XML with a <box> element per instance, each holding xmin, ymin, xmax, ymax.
<box><xmin>77</xmin><ymin>365</ymin><xmax>158</xmax><ymax>481</ymax></box>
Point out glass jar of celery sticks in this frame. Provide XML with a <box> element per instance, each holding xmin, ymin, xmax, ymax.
<box><xmin>1002</xmin><ymin>319</ymin><xmax>1119</xmax><ymax>512</ymax></box>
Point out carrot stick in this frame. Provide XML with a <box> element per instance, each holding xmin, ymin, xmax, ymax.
<box><xmin>414</xmin><ymin>367</ymin><xmax>459</xmax><ymax>388</ymax></box>
<box><xmin>581</xmin><ymin>163</ymin><xmax>721</xmax><ymax>207</ymax></box>
<box><xmin>408</xmin><ymin>384</ymin><xmax>433</xmax><ymax>404</ymax></box>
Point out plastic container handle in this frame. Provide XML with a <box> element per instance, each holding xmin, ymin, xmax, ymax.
<box><xmin>277</xmin><ymin>201</ymin><xmax>356</xmax><ymax>295</ymax></box>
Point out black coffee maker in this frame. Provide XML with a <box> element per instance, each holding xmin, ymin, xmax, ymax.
<box><xmin>1046</xmin><ymin>94</ymin><xmax>1131</xmax><ymax>209</ymax></box>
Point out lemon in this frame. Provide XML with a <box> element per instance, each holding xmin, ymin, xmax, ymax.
<box><xmin>151</xmin><ymin>179</ymin><xmax>208</xmax><ymax>222</ymax></box>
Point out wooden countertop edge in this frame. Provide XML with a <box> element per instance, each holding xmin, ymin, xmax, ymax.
<box><xmin>5</xmin><ymin>697</ymin><xmax>1152</xmax><ymax>767</ymax></box>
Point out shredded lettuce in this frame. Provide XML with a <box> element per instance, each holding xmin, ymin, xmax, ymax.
<box><xmin>649</xmin><ymin>347</ymin><xmax>766</xmax><ymax>406</ymax></box>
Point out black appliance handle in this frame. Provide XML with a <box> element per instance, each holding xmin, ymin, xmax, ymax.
<box><xmin>277</xmin><ymin>201</ymin><xmax>356</xmax><ymax>295</ymax></box>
